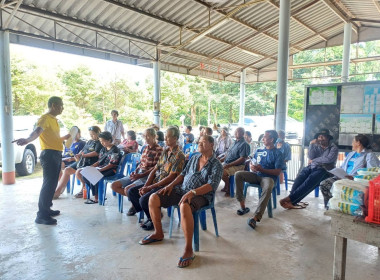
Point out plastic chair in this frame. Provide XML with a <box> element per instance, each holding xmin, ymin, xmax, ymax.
<box><xmin>243</xmin><ymin>181</ymin><xmax>277</xmax><ymax>218</ymax></box>
<box><xmin>284</xmin><ymin>171</ymin><xmax>288</xmax><ymax>191</ymax></box>
<box><xmin>168</xmin><ymin>193</ymin><xmax>219</xmax><ymax>252</ymax></box>
<box><xmin>183</xmin><ymin>143</ymin><xmax>193</xmax><ymax>154</ymax></box>
<box><xmin>315</xmin><ymin>186</ymin><xmax>319</xmax><ymax>197</ymax></box>
<box><xmin>68</xmin><ymin>174</ymin><xmax>81</xmax><ymax>195</ymax></box>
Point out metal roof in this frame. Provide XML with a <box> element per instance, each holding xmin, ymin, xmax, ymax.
<box><xmin>1</xmin><ymin>0</ymin><xmax>380</xmax><ymax>83</ymax></box>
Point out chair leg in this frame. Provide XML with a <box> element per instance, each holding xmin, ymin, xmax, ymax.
<box><xmin>177</xmin><ymin>207</ymin><xmax>181</xmax><ymax>223</ymax></box>
<box><xmin>138</xmin><ymin>211</ymin><xmax>144</xmax><ymax>223</ymax></box>
<box><xmin>85</xmin><ymin>184</ymin><xmax>91</xmax><ymax>199</ymax></box>
<box><xmin>267</xmin><ymin>197</ymin><xmax>273</xmax><ymax>218</ymax></box>
<box><xmin>200</xmin><ymin>210</ymin><xmax>207</xmax><ymax>231</ymax></box>
<box><xmin>70</xmin><ymin>174</ymin><xmax>76</xmax><ymax>195</ymax></box>
<box><xmin>315</xmin><ymin>186</ymin><xmax>319</xmax><ymax>197</ymax></box>
<box><xmin>193</xmin><ymin>212</ymin><xmax>200</xmax><ymax>252</ymax></box>
<box><xmin>276</xmin><ymin>177</ymin><xmax>280</xmax><ymax>195</ymax></box>
<box><xmin>284</xmin><ymin>171</ymin><xmax>288</xmax><ymax>191</ymax></box>
<box><xmin>118</xmin><ymin>194</ymin><xmax>123</xmax><ymax>213</ymax></box>
<box><xmin>229</xmin><ymin>176</ymin><xmax>235</xmax><ymax>198</ymax></box>
<box><xmin>272</xmin><ymin>187</ymin><xmax>277</xmax><ymax>209</ymax></box>
<box><xmin>66</xmin><ymin>180</ymin><xmax>70</xmax><ymax>193</ymax></box>
<box><xmin>112</xmin><ymin>191</ymin><xmax>117</xmax><ymax>197</ymax></box>
<box><xmin>167</xmin><ymin>206</ymin><xmax>172</xmax><ymax>217</ymax></box>
<box><xmin>169</xmin><ymin>206</ymin><xmax>176</xmax><ymax>238</ymax></box>
<box><xmin>211</xmin><ymin>207</ymin><xmax>219</xmax><ymax>237</ymax></box>
<box><xmin>243</xmin><ymin>183</ymin><xmax>248</xmax><ymax>198</ymax></box>
<box><xmin>98</xmin><ymin>180</ymin><xmax>106</xmax><ymax>206</ymax></box>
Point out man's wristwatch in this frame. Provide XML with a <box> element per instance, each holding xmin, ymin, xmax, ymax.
<box><xmin>191</xmin><ymin>189</ymin><xmax>196</xmax><ymax>196</ymax></box>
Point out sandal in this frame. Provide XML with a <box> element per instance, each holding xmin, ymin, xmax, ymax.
<box><xmin>74</xmin><ymin>191</ymin><xmax>83</xmax><ymax>198</ymax></box>
<box><xmin>126</xmin><ymin>206</ymin><xmax>137</xmax><ymax>216</ymax></box>
<box><xmin>247</xmin><ymin>218</ymin><xmax>257</xmax><ymax>229</ymax></box>
<box><xmin>297</xmin><ymin>201</ymin><xmax>309</xmax><ymax>207</ymax></box>
<box><xmin>237</xmin><ymin>207</ymin><xmax>250</xmax><ymax>216</ymax></box>
<box><xmin>84</xmin><ymin>199</ymin><xmax>97</xmax><ymax>204</ymax></box>
<box><xmin>178</xmin><ymin>255</ymin><xmax>195</xmax><ymax>268</ymax></box>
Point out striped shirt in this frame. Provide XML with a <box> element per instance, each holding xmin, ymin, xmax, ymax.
<box><xmin>139</xmin><ymin>143</ymin><xmax>163</xmax><ymax>171</ymax></box>
<box><xmin>175</xmin><ymin>153</ymin><xmax>223</xmax><ymax>204</ymax></box>
<box><xmin>154</xmin><ymin>146</ymin><xmax>185</xmax><ymax>183</ymax></box>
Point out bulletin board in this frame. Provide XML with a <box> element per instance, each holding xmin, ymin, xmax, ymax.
<box><xmin>304</xmin><ymin>81</ymin><xmax>380</xmax><ymax>151</ymax></box>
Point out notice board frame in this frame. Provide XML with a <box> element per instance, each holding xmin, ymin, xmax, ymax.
<box><xmin>304</xmin><ymin>80</ymin><xmax>380</xmax><ymax>152</ymax></box>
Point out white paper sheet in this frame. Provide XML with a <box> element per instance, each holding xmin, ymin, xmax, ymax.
<box><xmin>81</xmin><ymin>166</ymin><xmax>104</xmax><ymax>185</ymax></box>
<box><xmin>328</xmin><ymin>168</ymin><xmax>348</xmax><ymax>179</ymax></box>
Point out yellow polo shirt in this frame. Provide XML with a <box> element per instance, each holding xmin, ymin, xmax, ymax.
<box><xmin>37</xmin><ymin>113</ymin><xmax>63</xmax><ymax>151</ymax></box>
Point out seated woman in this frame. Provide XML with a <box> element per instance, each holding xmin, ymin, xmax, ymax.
<box><xmin>60</xmin><ymin>127</ymin><xmax>86</xmax><ymax>170</ymax></box>
<box><xmin>77</xmin><ymin>131</ymin><xmax>121</xmax><ymax>204</ymax></box>
<box><xmin>215</xmin><ymin>127</ymin><xmax>233</xmax><ymax>158</ymax></box>
<box><xmin>54</xmin><ymin>126</ymin><xmax>102</xmax><ymax>199</ymax></box>
<box><xmin>118</xmin><ymin>130</ymin><xmax>138</xmax><ymax>154</ymax></box>
<box><xmin>320</xmin><ymin>134</ymin><xmax>379</xmax><ymax>209</ymax></box>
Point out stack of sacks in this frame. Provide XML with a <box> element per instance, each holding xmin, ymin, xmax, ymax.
<box><xmin>329</xmin><ymin>179</ymin><xmax>367</xmax><ymax>216</ymax></box>
<box><xmin>354</xmin><ymin>174</ymin><xmax>378</xmax><ymax>183</ymax></box>
<box><xmin>357</xmin><ymin>167</ymin><xmax>380</xmax><ymax>176</ymax></box>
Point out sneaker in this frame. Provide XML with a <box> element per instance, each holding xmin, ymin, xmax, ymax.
<box><xmin>35</xmin><ymin>216</ymin><xmax>57</xmax><ymax>225</ymax></box>
<box><xmin>74</xmin><ymin>191</ymin><xmax>83</xmax><ymax>198</ymax></box>
<box><xmin>49</xmin><ymin>209</ymin><xmax>61</xmax><ymax>217</ymax></box>
<box><xmin>142</xmin><ymin>221</ymin><xmax>154</xmax><ymax>231</ymax></box>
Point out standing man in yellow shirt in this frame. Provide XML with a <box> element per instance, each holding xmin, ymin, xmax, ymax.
<box><xmin>14</xmin><ymin>96</ymin><xmax>70</xmax><ymax>225</ymax></box>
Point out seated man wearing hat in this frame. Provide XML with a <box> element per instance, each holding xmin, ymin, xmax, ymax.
<box><xmin>280</xmin><ymin>128</ymin><xmax>339</xmax><ymax>209</ymax></box>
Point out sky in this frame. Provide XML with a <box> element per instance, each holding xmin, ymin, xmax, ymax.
<box><xmin>10</xmin><ymin>44</ymin><xmax>153</xmax><ymax>84</ymax></box>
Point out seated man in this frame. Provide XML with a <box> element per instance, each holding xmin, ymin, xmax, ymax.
<box><xmin>220</xmin><ymin>127</ymin><xmax>250</xmax><ymax>197</ymax></box>
<box><xmin>127</xmin><ymin>126</ymin><xmax>185</xmax><ymax>230</ymax></box>
<box><xmin>139</xmin><ymin>135</ymin><xmax>223</xmax><ymax>268</ymax></box>
<box><xmin>280</xmin><ymin>128</ymin><xmax>339</xmax><ymax>209</ymax></box>
<box><xmin>235</xmin><ymin>130</ymin><xmax>283</xmax><ymax>229</ymax></box>
<box><xmin>110</xmin><ymin>128</ymin><xmax>163</xmax><ymax>215</ymax></box>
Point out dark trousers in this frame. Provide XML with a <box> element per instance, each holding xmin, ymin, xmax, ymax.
<box><xmin>38</xmin><ymin>149</ymin><xmax>62</xmax><ymax>218</ymax></box>
<box><xmin>289</xmin><ymin>166</ymin><xmax>329</xmax><ymax>205</ymax></box>
<box><xmin>83</xmin><ymin>169</ymin><xmax>115</xmax><ymax>196</ymax></box>
<box><xmin>128</xmin><ymin>185</ymin><xmax>162</xmax><ymax>220</ymax></box>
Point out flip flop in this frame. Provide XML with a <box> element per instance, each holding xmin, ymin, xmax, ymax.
<box><xmin>291</xmin><ymin>204</ymin><xmax>306</xmax><ymax>209</ymax></box>
<box><xmin>139</xmin><ymin>235</ymin><xmax>163</xmax><ymax>245</ymax></box>
<box><xmin>84</xmin><ymin>199</ymin><xmax>97</xmax><ymax>204</ymax></box>
<box><xmin>298</xmin><ymin>201</ymin><xmax>309</xmax><ymax>207</ymax></box>
<box><xmin>178</xmin><ymin>255</ymin><xmax>195</xmax><ymax>268</ymax></box>
<box><xmin>237</xmin><ymin>207</ymin><xmax>250</xmax><ymax>216</ymax></box>
<box><xmin>247</xmin><ymin>218</ymin><xmax>257</xmax><ymax>229</ymax></box>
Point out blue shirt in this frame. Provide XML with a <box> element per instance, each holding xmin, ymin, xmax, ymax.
<box><xmin>175</xmin><ymin>153</ymin><xmax>223</xmax><ymax>204</ymax></box>
<box><xmin>341</xmin><ymin>149</ymin><xmax>379</xmax><ymax>175</ymax></box>
<box><xmin>63</xmin><ymin>140</ymin><xmax>86</xmax><ymax>158</ymax></box>
<box><xmin>346</xmin><ymin>152</ymin><xmax>359</xmax><ymax>174</ymax></box>
<box><xmin>253</xmin><ymin>147</ymin><xmax>284</xmax><ymax>180</ymax></box>
<box><xmin>225</xmin><ymin>138</ymin><xmax>250</xmax><ymax>164</ymax></box>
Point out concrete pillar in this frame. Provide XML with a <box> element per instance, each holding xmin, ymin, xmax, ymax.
<box><xmin>239</xmin><ymin>69</ymin><xmax>246</xmax><ymax>127</ymax></box>
<box><xmin>153</xmin><ymin>61</ymin><xmax>160</xmax><ymax>127</ymax></box>
<box><xmin>275</xmin><ymin>0</ymin><xmax>291</xmax><ymax>131</ymax></box>
<box><xmin>0</xmin><ymin>31</ymin><xmax>15</xmax><ymax>184</ymax></box>
<box><xmin>342</xmin><ymin>22</ymin><xmax>352</xmax><ymax>83</ymax></box>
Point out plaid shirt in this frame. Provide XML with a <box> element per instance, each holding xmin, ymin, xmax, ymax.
<box><xmin>175</xmin><ymin>153</ymin><xmax>223</xmax><ymax>204</ymax></box>
<box><xmin>154</xmin><ymin>146</ymin><xmax>185</xmax><ymax>183</ymax></box>
<box><xmin>139</xmin><ymin>143</ymin><xmax>163</xmax><ymax>171</ymax></box>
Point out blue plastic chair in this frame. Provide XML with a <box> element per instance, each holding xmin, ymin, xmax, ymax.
<box><xmin>243</xmin><ymin>181</ymin><xmax>277</xmax><ymax>218</ymax></box>
<box><xmin>183</xmin><ymin>143</ymin><xmax>193</xmax><ymax>155</ymax></box>
<box><xmin>116</xmin><ymin>153</ymin><xmax>142</xmax><ymax>211</ymax></box>
<box><xmin>284</xmin><ymin>171</ymin><xmax>288</xmax><ymax>191</ymax></box>
<box><xmin>168</xmin><ymin>193</ymin><xmax>219</xmax><ymax>252</ymax></box>
<box><xmin>315</xmin><ymin>186</ymin><xmax>319</xmax><ymax>197</ymax></box>
<box><xmin>67</xmin><ymin>174</ymin><xmax>81</xmax><ymax>195</ymax></box>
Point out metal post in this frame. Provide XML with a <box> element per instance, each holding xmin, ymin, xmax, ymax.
<box><xmin>207</xmin><ymin>95</ymin><xmax>211</xmax><ymax>126</ymax></box>
<box><xmin>342</xmin><ymin>22</ymin><xmax>352</xmax><ymax>83</ymax></box>
<box><xmin>239</xmin><ymin>69</ymin><xmax>246</xmax><ymax>127</ymax></box>
<box><xmin>0</xmin><ymin>31</ymin><xmax>15</xmax><ymax>184</ymax></box>
<box><xmin>153</xmin><ymin>61</ymin><xmax>161</xmax><ymax>128</ymax></box>
<box><xmin>275</xmin><ymin>0</ymin><xmax>291</xmax><ymax>131</ymax></box>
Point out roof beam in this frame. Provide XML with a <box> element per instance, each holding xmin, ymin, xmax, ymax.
<box><xmin>189</xmin><ymin>0</ymin><xmax>320</xmax><ymax>72</ymax></box>
<box><xmin>321</xmin><ymin>0</ymin><xmax>358</xmax><ymax>33</ymax></box>
<box><xmin>374</xmin><ymin>0</ymin><xmax>380</xmax><ymax>15</ymax></box>
<box><xmin>351</xmin><ymin>18</ymin><xmax>380</xmax><ymax>24</ymax></box>
<box><xmin>267</xmin><ymin>0</ymin><xmax>327</xmax><ymax>41</ymax></box>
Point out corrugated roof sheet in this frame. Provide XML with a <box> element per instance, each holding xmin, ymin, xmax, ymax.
<box><xmin>1</xmin><ymin>0</ymin><xmax>380</xmax><ymax>83</ymax></box>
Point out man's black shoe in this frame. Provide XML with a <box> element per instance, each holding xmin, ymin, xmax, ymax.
<box><xmin>35</xmin><ymin>216</ymin><xmax>57</xmax><ymax>225</ymax></box>
<box><xmin>49</xmin><ymin>209</ymin><xmax>61</xmax><ymax>217</ymax></box>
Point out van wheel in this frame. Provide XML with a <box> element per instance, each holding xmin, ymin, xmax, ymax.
<box><xmin>16</xmin><ymin>149</ymin><xmax>35</xmax><ymax>176</ymax></box>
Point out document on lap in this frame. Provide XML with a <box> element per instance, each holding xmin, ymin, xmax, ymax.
<box><xmin>81</xmin><ymin>166</ymin><xmax>104</xmax><ymax>185</ymax></box>
<box><xmin>328</xmin><ymin>168</ymin><xmax>348</xmax><ymax>179</ymax></box>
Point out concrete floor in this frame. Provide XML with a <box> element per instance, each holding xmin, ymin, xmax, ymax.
<box><xmin>1</xmin><ymin>177</ymin><xmax>379</xmax><ymax>280</ymax></box>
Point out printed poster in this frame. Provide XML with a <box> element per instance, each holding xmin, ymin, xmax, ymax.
<box><xmin>309</xmin><ymin>86</ymin><xmax>337</xmax><ymax>105</ymax></box>
<box><xmin>341</xmin><ymin>85</ymin><xmax>364</xmax><ymax>113</ymax></box>
<box><xmin>339</xmin><ymin>114</ymin><xmax>373</xmax><ymax>134</ymax></box>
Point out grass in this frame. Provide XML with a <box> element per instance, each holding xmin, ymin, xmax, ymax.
<box><xmin>0</xmin><ymin>162</ymin><xmax>43</xmax><ymax>183</ymax></box>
